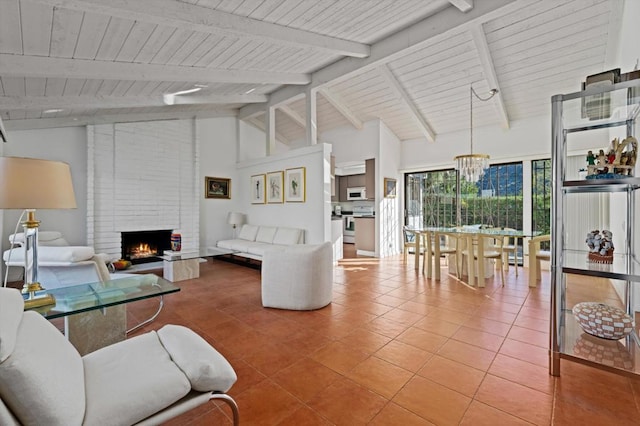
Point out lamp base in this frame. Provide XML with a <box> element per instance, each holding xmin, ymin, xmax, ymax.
<box><xmin>22</xmin><ymin>282</ymin><xmax>56</xmax><ymax>309</ymax></box>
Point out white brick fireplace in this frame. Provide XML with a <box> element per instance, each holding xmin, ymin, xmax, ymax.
<box><xmin>87</xmin><ymin>119</ymin><xmax>199</xmax><ymax>260</ymax></box>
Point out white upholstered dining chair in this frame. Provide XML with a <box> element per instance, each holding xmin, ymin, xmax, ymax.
<box><xmin>528</xmin><ymin>234</ymin><xmax>551</xmax><ymax>287</ymax></box>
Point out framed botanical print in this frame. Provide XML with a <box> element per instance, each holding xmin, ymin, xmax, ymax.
<box><xmin>266</xmin><ymin>171</ymin><xmax>284</xmax><ymax>203</ymax></box>
<box><xmin>205</xmin><ymin>176</ymin><xmax>230</xmax><ymax>199</ymax></box>
<box><xmin>384</xmin><ymin>177</ymin><xmax>397</xmax><ymax>198</ymax></box>
<box><xmin>251</xmin><ymin>174</ymin><xmax>266</xmax><ymax>204</ymax></box>
<box><xmin>285</xmin><ymin>167</ymin><xmax>306</xmax><ymax>202</ymax></box>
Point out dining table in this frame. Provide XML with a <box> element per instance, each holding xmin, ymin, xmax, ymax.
<box><xmin>411</xmin><ymin>226</ymin><xmax>535</xmax><ymax>288</ymax></box>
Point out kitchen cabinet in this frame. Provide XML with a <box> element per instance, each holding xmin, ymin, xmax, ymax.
<box><xmin>355</xmin><ymin>217</ymin><xmax>375</xmax><ymax>254</ymax></box>
<box><xmin>365</xmin><ymin>158</ymin><xmax>375</xmax><ymax>199</ymax></box>
<box><xmin>338</xmin><ymin>176</ymin><xmax>347</xmax><ymax>201</ymax></box>
<box><xmin>337</xmin><ymin>174</ymin><xmax>366</xmax><ymax>201</ymax></box>
<box><xmin>347</xmin><ymin>174</ymin><xmax>366</xmax><ymax>188</ymax></box>
<box><xmin>550</xmin><ymin>78</ymin><xmax>640</xmax><ymax>378</ymax></box>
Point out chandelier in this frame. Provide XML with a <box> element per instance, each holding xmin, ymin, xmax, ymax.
<box><xmin>454</xmin><ymin>85</ymin><xmax>498</xmax><ymax>182</ymax></box>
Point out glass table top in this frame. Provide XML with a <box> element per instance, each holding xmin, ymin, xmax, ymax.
<box><xmin>158</xmin><ymin>247</ymin><xmax>236</xmax><ymax>262</ymax></box>
<box><xmin>26</xmin><ymin>274</ymin><xmax>179</xmax><ymax>319</ymax></box>
<box><xmin>409</xmin><ymin>226</ymin><xmax>540</xmax><ymax>238</ymax></box>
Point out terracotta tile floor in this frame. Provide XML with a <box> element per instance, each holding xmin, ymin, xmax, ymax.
<box><xmin>122</xmin><ymin>248</ymin><xmax>640</xmax><ymax>425</ymax></box>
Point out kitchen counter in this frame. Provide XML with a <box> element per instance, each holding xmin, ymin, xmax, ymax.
<box><xmin>354</xmin><ymin>217</ymin><xmax>375</xmax><ymax>256</ymax></box>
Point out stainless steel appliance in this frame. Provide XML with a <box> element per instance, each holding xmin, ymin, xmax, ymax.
<box><xmin>334</xmin><ymin>205</ymin><xmax>342</xmax><ymax>216</ymax></box>
<box><xmin>347</xmin><ymin>187</ymin><xmax>367</xmax><ymax>200</ymax></box>
<box><xmin>343</xmin><ymin>214</ymin><xmax>355</xmax><ymax>243</ymax></box>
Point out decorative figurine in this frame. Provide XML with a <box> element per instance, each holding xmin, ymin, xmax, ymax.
<box><xmin>586</xmin><ymin>229</ymin><xmax>613</xmax><ymax>264</ymax></box>
<box><xmin>586</xmin><ymin>137</ymin><xmax>638</xmax><ymax>179</ymax></box>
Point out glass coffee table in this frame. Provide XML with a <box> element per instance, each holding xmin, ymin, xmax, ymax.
<box><xmin>26</xmin><ymin>274</ymin><xmax>179</xmax><ymax>355</ymax></box>
<box><xmin>159</xmin><ymin>247</ymin><xmax>236</xmax><ymax>282</ymax></box>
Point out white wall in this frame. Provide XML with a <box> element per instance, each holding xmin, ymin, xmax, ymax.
<box><xmin>317</xmin><ymin>120</ymin><xmax>379</xmax><ymax>166</ymax></box>
<box><xmin>378</xmin><ymin>121</ymin><xmax>402</xmax><ymax>257</ymax></box>
<box><xmin>1</xmin><ymin>126</ymin><xmax>88</xmax><ymax>249</ymax></box>
<box><xmin>87</xmin><ymin>120</ymin><xmax>199</xmax><ymax>259</ymax></box>
<box><xmin>198</xmin><ymin>117</ymin><xmax>244</xmax><ymax>248</ymax></box>
<box><xmin>236</xmin><ymin>143</ymin><xmax>332</xmax><ymax>244</ymax></box>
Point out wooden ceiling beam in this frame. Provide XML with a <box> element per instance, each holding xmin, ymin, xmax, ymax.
<box><xmin>239</xmin><ymin>0</ymin><xmax>516</xmax><ymax>119</ymax></box>
<box><xmin>379</xmin><ymin>65</ymin><xmax>436</xmax><ymax>142</ymax></box>
<box><xmin>470</xmin><ymin>23</ymin><xmax>509</xmax><ymax>129</ymax></box>
<box><xmin>319</xmin><ymin>88</ymin><xmax>363</xmax><ymax>130</ymax></box>
<box><xmin>448</xmin><ymin>0</ymin><xmax>474</xmax><ymax>13</ymax></box>
<box><xmin>3</xmin><ymin>109</ymin><xmax>237</xmax><ymax>131</ymax></box>
<box><xmin>31</xmin><ymin>0</ymin><xmax>370</xmax><ymax>58</ymax></box>
<box><xmin>278</xmin><ymin>105</ymin><xmax>306</xmax><ymax>129</ymax></box>
<box><xmin>0</xmin><ymin>94</ymin><xmax>266</xmax><ymax>111</ymax></box>
<box><xmin>0</xmin><ymin>54</ymin><xmax>311</xmax><ymax>85</ymax></box>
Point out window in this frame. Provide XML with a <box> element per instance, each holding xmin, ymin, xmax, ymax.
<box><xmin>531</xmin><ymin>159</ymin><xmax>551</xmax><ymax>247</ymax></box>
<box><xmin>405</xmin><ymin>170</ymin><xmax>457</xmax><ymax>228</ymax></box>
<box><xmin>405</xmin><ymin>163</ymin><xmax>523</xmax><ymax>229</ymax></box>
<box><xmin>405</xmin><ymin>163</ymin><xmax>524</xmax><ymax>264</ymax></box>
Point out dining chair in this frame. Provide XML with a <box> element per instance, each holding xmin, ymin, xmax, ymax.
<box><xmin>460</xmin><ymin>233</ymin><xmax>505</xmax><ymax>286</ymax></box>
<box><xmin>501</xmin><ymin>228</ymin><xmax>521</xmax><ymax>277</ymax></box>
<box><xmin>430</xmin><ymin>232</ymin><xmax>460</xmax><ymax>279</ymax></box>
<box><xmin>528</xmin><ymin>234</ymin><xmax>551</xmax><ymax>287</ymax></box>
<box><xmin>402</xmin><ymin>226</ymin><xmax>422</xmax><ymax>263</ymax></box>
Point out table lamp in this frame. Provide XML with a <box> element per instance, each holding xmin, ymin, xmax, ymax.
<box><xmin>0</xmin><ymin>157</ymin><xmax>77</xmax><ymax>308</ymax></box>
<box><xmin>227</xmin><ymin>212</ymin><xmax>245</xmax><ymax>238</ymax></box>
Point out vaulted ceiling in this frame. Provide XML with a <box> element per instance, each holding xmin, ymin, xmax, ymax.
<box><xmin>0</xmin><ymin>0</ymin><xmax>623</xmax><ymax>144</ymax></box>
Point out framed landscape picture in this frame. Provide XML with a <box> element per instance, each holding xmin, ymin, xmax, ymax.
<box><xmin>251</xmin><ymin>174</ymin><xmax>266</xmax><ymax>204</ymax></box>
<box><xmin>384</xmin><ymin>177</ymin><xmax>397</xmax><ymax>198</ymax></box>
<box><xmin>266</xmin><ymin>171</ymin><xmax>284</xmax><ymax>203</ymax></box>
<box><xmin>285</xmin><ymin>167</ymin><xmax>306</xmax><ymax>202</ymax></box>
<box><xmin>205</xmin><ymin>176</ymin><xmax>230</xmax><ymax>199</ymax></box>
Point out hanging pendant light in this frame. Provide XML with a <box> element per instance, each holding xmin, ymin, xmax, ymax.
<box><xmin>454</xmin><ymin>85</ymin><xmax>498</xmax><ymax>182</ymax></box>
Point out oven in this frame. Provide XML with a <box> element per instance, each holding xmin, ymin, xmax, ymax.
<box><xmin>343</xmin><ymin>215</ymin><xmax>355</xmax><ymax>243</ymax></box>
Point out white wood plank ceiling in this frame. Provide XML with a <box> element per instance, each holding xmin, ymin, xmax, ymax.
<box><xmin>0</xmin><ymin>0</ymin><xmax>622</xmax><ymax>143</ymax></box>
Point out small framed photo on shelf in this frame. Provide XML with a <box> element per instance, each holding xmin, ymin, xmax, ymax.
<box><xmin>285</xmin><ymin>167</ymin><xmax>306</xmax><ymax>202</ymax></box>
<box><xmin>205</xmin><ymin>176</ymin><xmax>231</xmax><ymax>199</ymax></box>
<box><xmin>251</xmin><ymin>174</ymin><xmax>266</xmax><ymax>204</ymax></box>
<box><xmin>266</xmin><ymin>171</ymin><xmax>284</xmax><ymax>203</ymax></box>
<box><xmin>384</xmin><ymin>177</ymin><xmax>397</xmax><ymax>198</ymax></box>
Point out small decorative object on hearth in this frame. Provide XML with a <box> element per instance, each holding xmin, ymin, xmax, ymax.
<box><xmin>170</xmin><ymin>232</ymin><xmax>182</xmax><ymax>252</ymax></box>
<box><xmin>586</xmin><ymin>136</ymin><xmax>637</xmax><ymax>179</ymax></box>
<box><xmin>572</xmin><ymin>302</ymin><xmax>634</xmax><ymax>340</ymax></box>
<box><xmin>585</xmin><ymin>229</ymin><xmax>614</xmax><ymax>264</ymax></box>
<box><xmin>111</xmin><ymin>259</ymin><xmax>131</xmax><ymax>270</ymax></box>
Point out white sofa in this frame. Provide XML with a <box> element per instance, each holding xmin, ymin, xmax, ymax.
<box><xmin>217</xmin><ymin>224</ymin><xmax>304</xmax><ymax>261</ymax></box>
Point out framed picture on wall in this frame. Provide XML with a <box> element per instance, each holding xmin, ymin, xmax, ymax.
<box><xmin>266</xmin><ymin>171</ymin><xmax>284</xmax><ymax>203</ymax></box>
<box><xmin>285</xmin><ymin>167</ymin><xmax>306</xmax><ymax>202</ymax></box>
<box><xmin>384</xmin><ymin>177</ymin><xmax>397</xmax><ymax>198</ymax></box>
<box><xmin>205</xmin><ymin>176</ymin><xmax>231</xmax><ymax>199</ymax></box>
<box><xmin>251</xmin><ymin>174</ymin><xmax>266</xmax><ymax>204</ymax></box>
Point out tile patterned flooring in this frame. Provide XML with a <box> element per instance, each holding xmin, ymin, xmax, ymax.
<box><xmin>122</xmin><ymin>247</ymin><xmax>640</xmax><ymax>425</ymax></box>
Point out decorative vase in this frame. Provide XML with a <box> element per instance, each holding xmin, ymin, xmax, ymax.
<box><xmin>170</xmin><ymin>233</ymin><xmax>182</xmax><ymax>252</ymax></box>
<box><xmin>572</xmin><ymin>302</ymin><xmax>634</xmax><ymax>340</ymax></box>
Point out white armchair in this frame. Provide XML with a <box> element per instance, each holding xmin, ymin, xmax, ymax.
<box><xmin>261</xmin><ymin>242</ymin><xmax>333</xmax><ymax>310</ymax></box>
<box><xmin>0</xmin><ymin>287</ymin><xmax>239</xmax><ymax>425</ymax></box>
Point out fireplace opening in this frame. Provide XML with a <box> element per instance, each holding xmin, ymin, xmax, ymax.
<box><xmin>121</xmin><ymin>230</ymin><xmax>172</xmax><ymax>264</ymax></box>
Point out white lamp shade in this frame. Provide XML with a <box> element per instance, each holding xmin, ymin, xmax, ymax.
<box><xmin>227</xmin><ymin>212</ymin><xmax>245</xmax><ymax>226</ymax></box>
<box><xmin>0</xmin><ymin>157</ymin><xmax>77</xmax><ymax>209</ymax></box>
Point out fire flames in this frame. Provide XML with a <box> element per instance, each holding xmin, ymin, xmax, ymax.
<box><xmin>130</xmin><ymin>243</ymin><xmax>156</xmax><ymax>259</ymax></box>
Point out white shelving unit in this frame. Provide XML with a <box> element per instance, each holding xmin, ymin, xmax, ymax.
<box><xmin>551</xmin><ymin>79</ymin><xmax>640</xmax><ymax>377</ymax></box>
